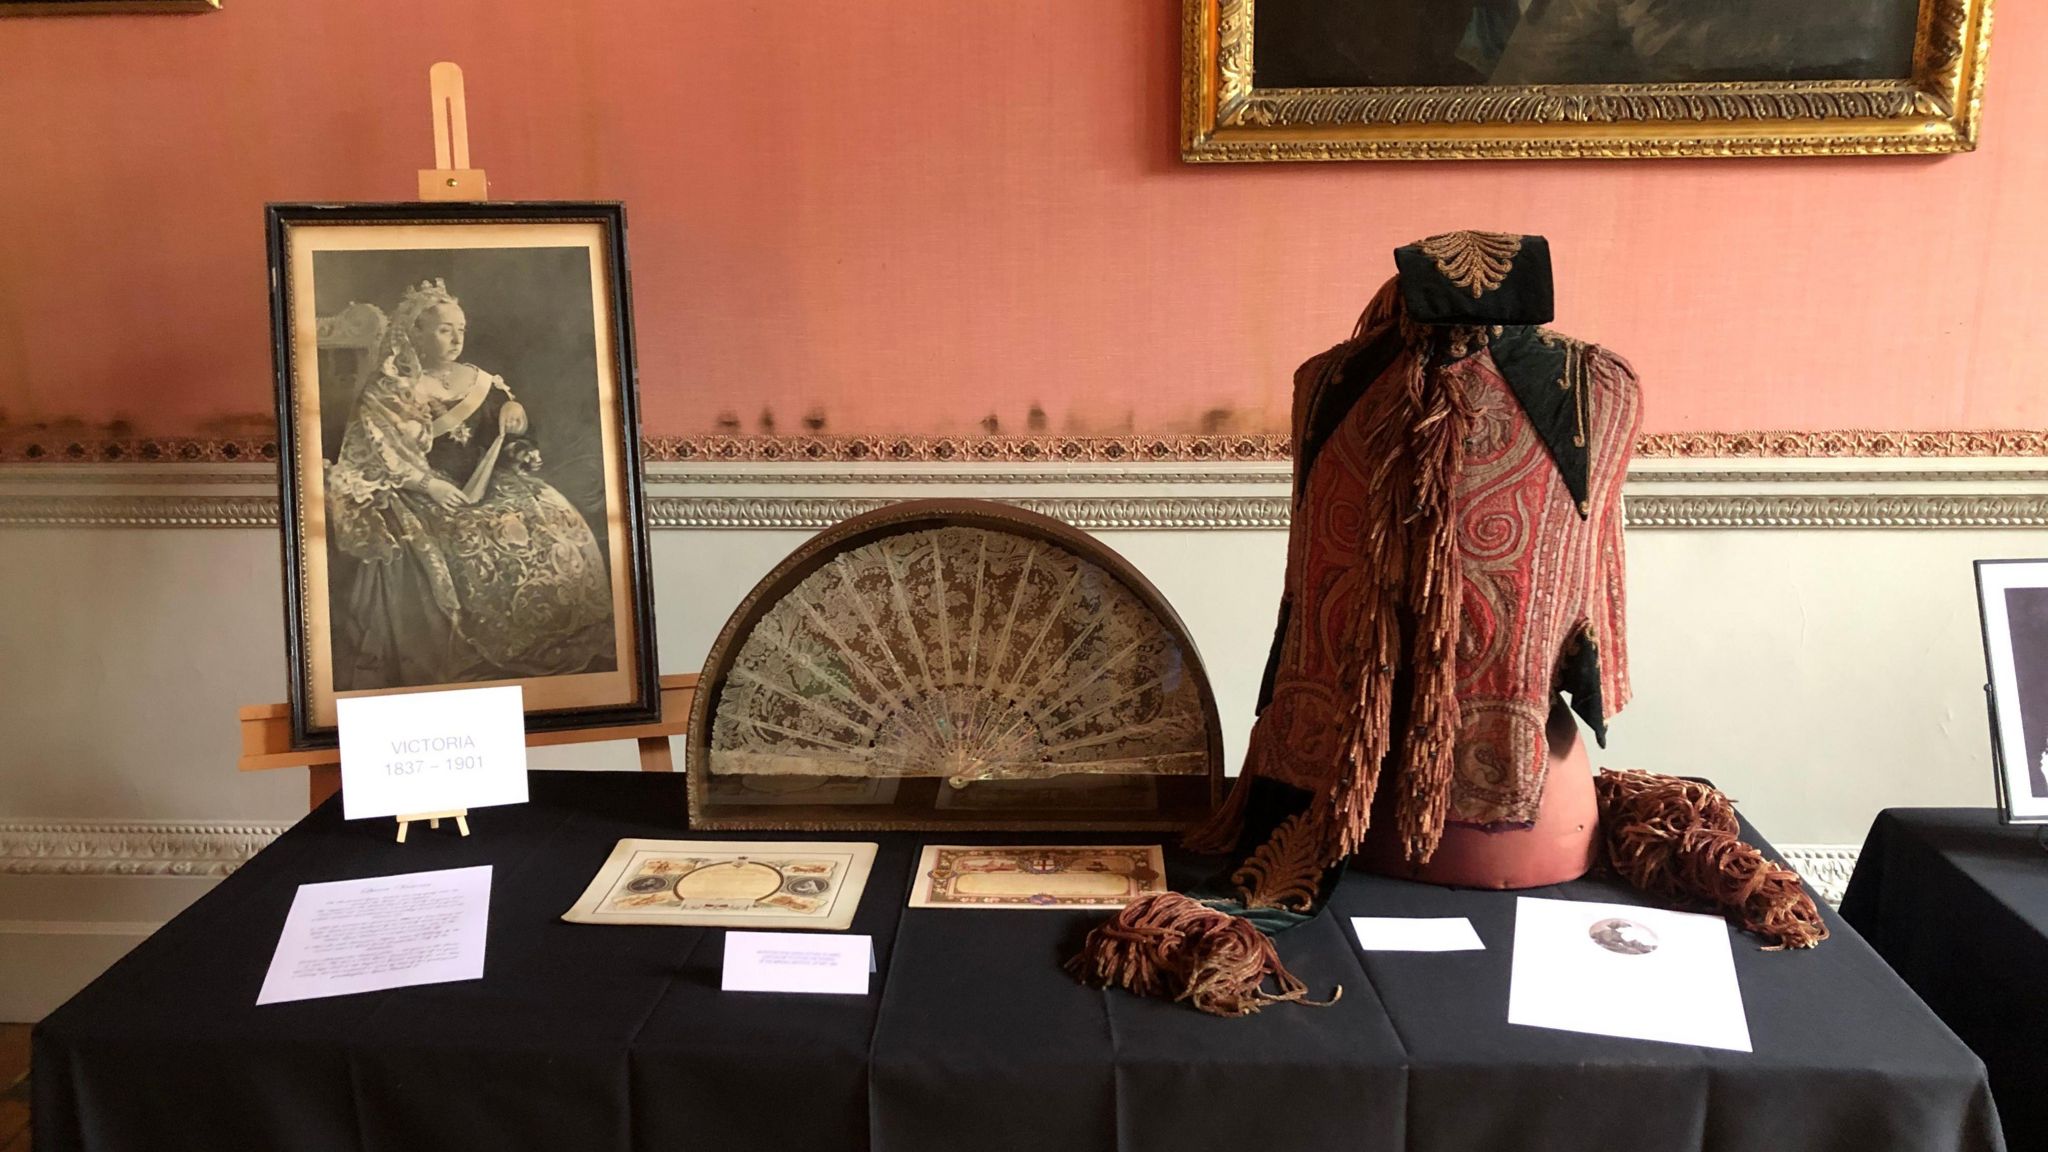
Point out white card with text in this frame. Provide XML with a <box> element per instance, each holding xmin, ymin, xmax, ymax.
<box><xmin>257</xmin><ymin>865</ymin><xmax>492</xmax><ymax>1005</ymax></box>
<box><xmin>721</xmin><ymin>931</ymin><xmax>873</xmax><ymax>995</ymax></box>
<box><xmin>337</xmin><ymin>686</ymin><xmax>529</xmax><ymax>820</ymax></box>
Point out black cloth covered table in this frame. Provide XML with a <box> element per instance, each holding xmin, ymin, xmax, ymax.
<box><xmin>37</xmin><ymin>772</ymin><xmax>2001</xmax><ymax>1152</ymax></box>
<box><xmin>1841</xmin><ymin>809</ymin><xmax>2048</xmax><ymax>1152</ymax></box>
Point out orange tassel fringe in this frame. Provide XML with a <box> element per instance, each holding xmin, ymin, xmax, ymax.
<box><xmin>1065</xmin><ymin>893</ymin><xmax>1341</xmax><ymax>1017</ymax></box>
<box><xmin>1594</xmin><ymin>769</ymin><xmax>1829</xmax><ymax>950</ymax></box>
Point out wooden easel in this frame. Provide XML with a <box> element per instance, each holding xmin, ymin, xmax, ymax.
<box><xmin>417</xmin><ymin>61</ymin><xmax>488</xmax><ymax>202</ymax></box>
<box><xmin>237</xmin><ymin>63</ymin><xmax>693</xmax><ymax>835</ymax></box>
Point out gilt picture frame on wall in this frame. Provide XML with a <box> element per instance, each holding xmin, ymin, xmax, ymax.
<box><xmin>1974</xmin><ymin>559</ymin><xmax>2048</xmax><ymax>824</ymax></box>
<box><xmin>1183</xmin><ymin>0</ymin><xmax>1996</xmax><ymax>161</ymax></box>
<box><xmin>268</xmin><ymin>202</ymin><xmax>659</xmax><ymax>748</ymax></box>
<box><xmin>0</xmin><ymin>0</ymin><xmax>219</xmax><ymax>13</ymax></box>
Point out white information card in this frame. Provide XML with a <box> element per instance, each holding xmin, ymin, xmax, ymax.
<box><xmin>337</xmin><ymin>685</ymin><xmax>529</xmax><ymax>820</ymax></box>
<box><xmin>721</xmin><ymin>931</ymin><xmax>874</xmax><ymax>995</ymax></box>
<box><xmin>1351</xmin><ymin>916</ymin><xmax>1486</xmax><ymax>952</ymax></box>
<box><xmin>257</xmin><ymin>865</ymin><xmax>492</xmax><ymax>1005</ymax></box>
<box><xmin>1507</xmin><ymin>896</ymin><xmax>1752</xmax><ymax>1052</ymax></box>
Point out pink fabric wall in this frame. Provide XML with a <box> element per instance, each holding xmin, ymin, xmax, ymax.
<box><xmin>0</xmin><ymin>0</ymin><xmax>2042</xmax><ymax>440</ymax></box>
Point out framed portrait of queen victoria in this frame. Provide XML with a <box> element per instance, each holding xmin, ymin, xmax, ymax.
<box><xmin>267</xmin><ymin>202</ymin><xmax>659</xmax><ymax>748</ymax></box>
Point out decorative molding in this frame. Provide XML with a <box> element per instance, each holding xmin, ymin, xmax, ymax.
<box><xmin>0</xmin><ymin>494</ymin><xmax>279</xmax><ymax>528</ymax></box>
<box><xmin>1625</xmin><ymin>494</ymin><xmax>2048</xmax><ymax>529</ymax></box>
<box><xmin>1778</xmin><ymin>844</ymin><xmax>1859</xmax><ymax>907</ymax></box>
<box><xmin>0</xmin><ymin>820</ymin><xmax>288</xmax><ymax>877</ymax></box>
<box><xmin>10</xmin><ymin>461</ymin><xmax>2045</xmax><ymax>488</ymax></box>
<box><xmin>6</xmin><ymin>428</ymin><xmax>2048</xmax><ymax>466</ymax></box>
<box><xmin>645</xmin><ymin>495</ymin><xmax>1295</xmax><ymax>531</ymax></box>
<box><xmin>10</xmin><ymin>462</ymin><xmax>2045</xmax><ymax>489</ymax></box>
<box><xmin>0</xmin><ymin>919</ymin><xmax>166</xmax><ymax>937</ymax></box>
<box><xmin>11</xmin><ymin>490</ymin><xmax>2048</xmax><ymax>531</ymax></box>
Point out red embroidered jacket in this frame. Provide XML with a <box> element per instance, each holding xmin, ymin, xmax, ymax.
<box><xmin>1240</xmin><ymin>292</ymin><xmax>1641</xmax><ymax>830</ymax></box>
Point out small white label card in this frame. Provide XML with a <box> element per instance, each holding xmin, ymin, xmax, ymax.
<box><xmin>257</xmin><ymin>865</ymin><xmax>492</xmax><ymax>1005</ymax></box>
<box><xmin>1507</xmin><ymin>897</ymin><xmax>1752</xmax><ymax>1053</ymax></box>
<box><xmin>337</xmin><ymin>685</ymin><xmax>528</xmax><ymax>820</ymax></box>
<box><xmin>721</xmin><ymin>931</ymin><xmax>873</xmax><ymax>995</ymax></box>
<box><xmin>1352</xmin><ymin>916</ymin><xmax>1486</xmax><ymax>952</ymax></box>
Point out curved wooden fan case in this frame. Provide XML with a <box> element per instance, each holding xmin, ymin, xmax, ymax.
<box><xmin>688</xmin><ymin>501</ymin><xmax>1224</xmax><ymax>831</ymax></box>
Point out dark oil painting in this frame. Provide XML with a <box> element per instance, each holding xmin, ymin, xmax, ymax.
<box><xmin>1253</xmin><ymin>0</ymin><xmax>1921</xmax><ymax>88</ymax></box>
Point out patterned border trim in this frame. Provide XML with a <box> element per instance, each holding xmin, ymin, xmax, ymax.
<box><xmin>10</xmin><ymin>492</ymin><xmax>2048</xmax><ymax>531</ymax></box>
<box><xmin>662</xmin><ymin>468</ymin><xmax>1293</xmax><ymax>486</ymax></box>
<box><xmin>0</xmin><ymin>820</ymin><xmax>288</xmax><ymax>877</ymax></box>
<box><xmin>0</xmin><ymin>436</ymin><xmax>280</xmax><ymax>465</ymax></box>
<box><xmin>1635</xmin><ymin>430</ymin><xmax>2048</xmax><ymax>459</ymax></box>
<box><xmin>5</xmin><ymin>429</ymin><xmax>2047</xmax><ymax>465</ymax></box>
<box><xmin>1778</xmin><ymin>845</ymin><xmax>1859</xmax><ymax>907</ymax></box>
<box><xmin>9</xmin><ymin>465</ymin><xmax>2044</xmax><ymax>488</ymax></box>
<box><xmin>1629</xmin><ymin>469</ymin><xmax>2048</xmax><ymax>485</ymax></box>
<box><xmin>643</xmin><ymin>434</ymin><xmax>1294</xmax><ymax>464</ymax></box>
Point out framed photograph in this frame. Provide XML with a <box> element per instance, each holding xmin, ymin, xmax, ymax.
<box><xmin>268</xmin><ymin>202</ymin><xmax>659</xmax><ymax>748</ymax></box>
<box><xmin>1183</xmin><ymin>0</ymin><xmax>1995</xmax><ymax>161</ymax></box>
<box><xmin>1974</xmin><ymin>559</ymin><xmax>2048</xmax><ymax>823</ymax></box>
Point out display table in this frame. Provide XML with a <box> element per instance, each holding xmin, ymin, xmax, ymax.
<box><xmin>36</xmin><ymin>773</ymin><xmax>2001</xmax><ymax>1152</ymax></box>
<box><xmin>1840</xmin><ymin>809</ymin><xmax>2046</xmax><ymax>1152</ymax></box>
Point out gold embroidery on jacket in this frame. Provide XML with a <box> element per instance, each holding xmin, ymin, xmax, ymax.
<box><xmin>1540</xmin><ymin>330</ymin><xmax>1591</xmax><ymax>451</ymax></box>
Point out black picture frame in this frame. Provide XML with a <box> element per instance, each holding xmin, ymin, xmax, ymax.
<box><xmin>1973</xmin><ymin>558</ymin><xmax>2048</xmax><ymax>825</ymax></box>
<box><xmin>267</xmin><ymin>201</ymin><xmax>660</xmax><ymax>749</ymax></box>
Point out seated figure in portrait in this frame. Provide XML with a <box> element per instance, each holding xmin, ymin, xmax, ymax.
<box><xmin>323</xmin><ymin>278</ymin><xmax>617</xmax><ymax>691</ymax></box>
<box><xmin>1255</xmin><ymin>0</ymin><xmax>1916</xmax><ymax>88</ymax></box>
<box><xmin>1488</xmin><ymin>0</ymin><xmax>1917</xmax><ymax>84</ymax></box>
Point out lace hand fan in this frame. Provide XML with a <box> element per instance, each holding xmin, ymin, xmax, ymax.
<box><xmin>688</xmin><ymin>501</ymin><xmax>1223</xmax><ymax>831</ymax></box>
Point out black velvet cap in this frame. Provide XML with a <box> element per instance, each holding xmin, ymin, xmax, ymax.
<box><xmin>1394</xmin><ymin>232</ymin><xmax>1554</xmax><ymax>326</ymax></box>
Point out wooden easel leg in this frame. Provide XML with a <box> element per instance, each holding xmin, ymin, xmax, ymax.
<box><xmin>310</xmin><ymin>765</ymin><xmax>342</xmax><ymax>812</ymax></box>
<box><xmin>637</xmin><ymin>735</ymin><xmax>675</xmax><ymax>772</ymax></box>
<box><xmin>394</xmin><ymin>809</ymin><xmax>467</xmax><ymax>843</ymax></box>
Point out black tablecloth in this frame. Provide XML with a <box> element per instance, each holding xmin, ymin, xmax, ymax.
<box><xmin>36</xmin><ymin>772</ymin><xmax>2002</xmax><ymax>1152</ymax></box>
<box><xmin>1841</xmin><ymin>809</ymin><xmax>2048</xmax><ymax>1152</ymax></box>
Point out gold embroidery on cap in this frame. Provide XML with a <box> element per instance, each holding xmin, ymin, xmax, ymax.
<box><xmin>1419</xmin><ymin>231</ymin><xmax>1524</xmax><ymax>298</ymax></box>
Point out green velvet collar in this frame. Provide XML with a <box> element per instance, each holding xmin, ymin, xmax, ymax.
<box><xmin>1488</xmin><ymin>325</ymin><xmax>1593</xmax><ymax>517</ymax></box>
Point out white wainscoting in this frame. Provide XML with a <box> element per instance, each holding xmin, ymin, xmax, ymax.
<box><xmin>2</xmin><ymin>457</ymin><xmax>2042</xmax><ymax>1019</ymax></box>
